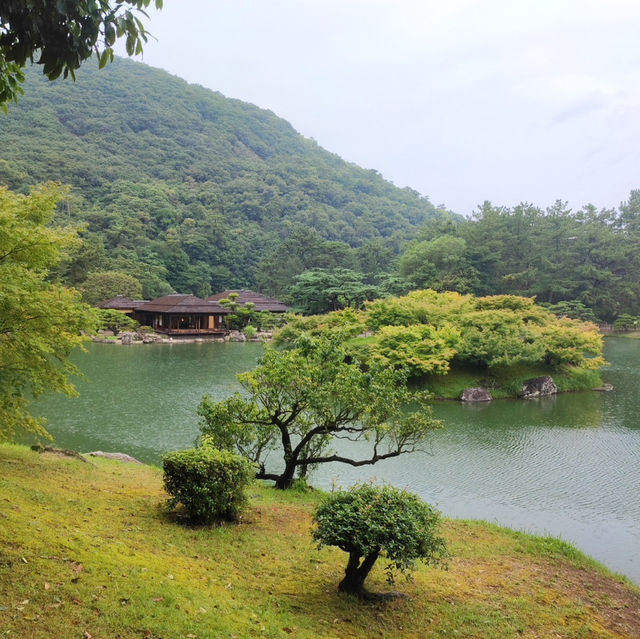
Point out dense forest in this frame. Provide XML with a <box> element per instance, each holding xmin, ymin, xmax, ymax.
<box><xmin>1</xmin><ymin>58</ymin><xmax>638</xmax><ymax>321</ymax></box>
<box><xmin>397</xmin><ymin>199</ymin><xmax>640</xmax><ymax>322</ymax></box>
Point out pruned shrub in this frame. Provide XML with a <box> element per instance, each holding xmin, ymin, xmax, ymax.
<box><xmin>162</xmin><ymin>444</ymin><xmax>255</xmax><ymax>524</ymax></box>
<box><xmin>312</xmin><ymin>483</ymin><xmax>447</xmax><ymax>598</ymax></box>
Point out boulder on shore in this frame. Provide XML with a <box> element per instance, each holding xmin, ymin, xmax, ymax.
<box><xmin>520</xmin><ymin>376</ymin><xmax>558</xmax><ymax>399</ymax></box>
<box><xmin>87</xmin><ymin>451</ymin><xmax>142</xmax><ymax>464</ymax></box>
<box><xmin>460</xmin><ymin>387</ymin><xmax>493</xmax><ymax>402</ymax></box>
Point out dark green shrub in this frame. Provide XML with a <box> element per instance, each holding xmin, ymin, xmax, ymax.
<box><xmin>162</xmin><ymin>444</ymin><xmax>255</xmax><ymax>524</ymax></box>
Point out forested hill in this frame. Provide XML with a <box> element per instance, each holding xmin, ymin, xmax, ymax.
<box><xmin>0</xmin><ymin>58</ymin><xmax>445</xmax><ymax>298</ymax></box>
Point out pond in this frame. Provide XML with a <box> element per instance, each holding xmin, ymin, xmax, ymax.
<box><xmin>32</xmin><ymin>337</ymin><xmax>640</xmax><ymax>584</ymax></box>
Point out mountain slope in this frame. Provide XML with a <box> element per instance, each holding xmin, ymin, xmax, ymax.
<box><xmin>0</xmin><ymin>58</ymin><xmax>444</xmax><ymax>297</ymax></box>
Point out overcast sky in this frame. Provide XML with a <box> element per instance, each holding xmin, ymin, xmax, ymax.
<box><xmin>121</xmin><ymin>0</ymin><xmax>640</xmax><ymax>216</ymax></box>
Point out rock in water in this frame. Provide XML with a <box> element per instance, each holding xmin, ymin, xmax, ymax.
<box><xmin>460</xmin><ymin>387</ymin><xmax>493</xmax><ymax>402</ymax></box>
<box><xmin>520</xmin><ymin>376</ymin><xmax>558</xmax><ymax>399</ymax></box>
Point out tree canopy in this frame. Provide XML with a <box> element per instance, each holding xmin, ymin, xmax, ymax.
<box><xmin>197</xmin><ymin>333</ymin><xmax>440</xmax><ymax>489</ymax></box>
<box><xmin>0</xmin><ymin>183</ymin><xmax>98</xmax><ymax>440</ymax></box>
<box><xmin>0</xmin><ymin>0</ymin><xmax>161</xmax><ymax>108</ymax></box>
<box><xmin>80</xmin><ymin>269</ymin><xmax>143</xmax><ymax>305</ymax></box>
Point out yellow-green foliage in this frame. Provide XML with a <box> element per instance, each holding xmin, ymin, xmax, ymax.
<box><xmin>1</xmin><ymin>444</ymin><xmax>638</xmax><ymax>639</ymax></box>
<box><xmin>275</xmin><ymin>308</ymin><xmax>365</xmax><ymax>345</ymax></box>
<box><xmin>281</xmin><ymin>291</ymin><xmax>604</xmax><ymax>383</ymax></box>
<box><xmin>365</xmin><ymin>289</ymin><xmax>472</xmax><ymax>330</ymax></box>
<box><xmin>374</xmin><ymin>323</ymin><xmax>460</xmax><ymax>374</ymax></box>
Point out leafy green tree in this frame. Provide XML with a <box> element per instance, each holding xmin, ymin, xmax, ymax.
<box><xmin>56</xmin><ymin>234</ymin><xmax>107</xmax><ymax>285</ymax></box>
<box><xmin>399</xmin><ymin>236</ymin><xmax>477</xmax><ymax>293</ymax></box>
<box><xmin>0</xmin><ymin>184</ymin><xmax>98</xmax><ymax>440</ymax></box>
<box><xmin>256</xmin><ymin>228</ymin><xmax>357</xmax><ymax>297</ymax></box>
<box><xmin>81</xmin><ymin>269</ymin><xmax>143</xmax><ymax>306</ymax></box>
<box><xmin>365</xmin><ymin>289</ymin><xmax>472</xmax><ymax>331</ymax></box>
<box><xmin>197</xmin><ymin>334</ymin><xmax>440</xmax><ymax>489</ymax></box>
<box><xmin>613</xmin><ymin>314</ymin><xmax>639</xmax><ymax>332</ymax></box>
<box><xmin>539</xmin><ymin>300</ymin><xmax>598</xmax><ymax>323</ymax></box>
<box><xmin>289</xmin><ymin>268</ymin><xmax>383</xmax><ymax>314</ymax></box>
<box><xmin>312</xmin><ymin>483</ymin><xmax>447</xmax><ymax>598</ymax></box>
<box><xmin>273</xmin><ymin>308</ymin><xmax>364</xmax><ymax>347</ymax></box>
<box><xmin>285</xmin><ymin>291</ymin><xmax>605</xmax><ymax>382</ymax></box>
<box><xmin>218</xmin><ymin>295</ymin><xmax>257</xmax><ymax>329</ymax></box>
<box><xmin>0</xmin><ymin>0</ymin><xmax>162</xmax><ymax>108</ymax></box>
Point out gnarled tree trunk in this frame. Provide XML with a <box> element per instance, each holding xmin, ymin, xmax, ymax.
<box><xmin>274</xmin><ymin>460</ymin><xmax>297</xmax><ymax>489</ymax></box>
<box><xmin>338</xmin><ymin>548</ymin><xmax>379</xmax><ymax>597</ymax></box>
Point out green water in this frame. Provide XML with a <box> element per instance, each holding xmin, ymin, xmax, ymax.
<box><xmin>32</xmin><ymin>338</ymin><xmax>640</xmax><ymax>584</ymax></box>
<box><xmin>32</xmin><ymin>341</ymin><xmax>264</xmax><ymax>463</ymax></box>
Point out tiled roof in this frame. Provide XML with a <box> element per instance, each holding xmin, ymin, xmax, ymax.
<box><xmin>99</xmin><ymin>295</ymin><xmax>148</xmax><ymax>310</ymax></box>
<box><xmin>135</xmin><ymin>294</ymin><xmax>230</xmax><ymax>314</ymax></box>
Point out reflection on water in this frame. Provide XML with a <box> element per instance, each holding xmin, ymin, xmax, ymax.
<box><xmin>32</xmin><ymin>338</ymin><xmax>640</xmax><ymax>584</ymax></box>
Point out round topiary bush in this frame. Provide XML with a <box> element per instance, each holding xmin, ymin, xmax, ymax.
<box><xmin>312</xmin><ymin>483</ymin><xmax>447</xmax><ymax>598</ymax></box>
<box><xmin>162</xmin><ymin>444</ymin><xmax>255</xmax><ymax>524</ymax></box>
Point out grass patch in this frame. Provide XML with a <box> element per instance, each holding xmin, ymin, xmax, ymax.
<box><xmin>0</xmin><ymin>443</ymin><xmax>637</xmax><ymax>639</ymax></box>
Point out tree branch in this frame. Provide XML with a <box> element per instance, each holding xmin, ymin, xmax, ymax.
<box><xmin>255</xmin><ymin>469</ymin><xmax>282</xmax><ymax>482</ymax></box>
<box><xmin>299</xmin><ymin>447</ymin><xmax>418</xmax><ymax>468</ymax></box>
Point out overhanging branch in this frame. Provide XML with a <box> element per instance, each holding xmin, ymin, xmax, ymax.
<box><xmin>298</xmin><ymin>447</ymin><xmax>419</xmax><ymax>468</ymax></box>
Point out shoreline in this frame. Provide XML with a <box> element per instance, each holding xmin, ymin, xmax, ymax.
<box><xmin>91</xmin><ymin>330</ymin><xmax>272</xmax><ymax>345</ymax></box>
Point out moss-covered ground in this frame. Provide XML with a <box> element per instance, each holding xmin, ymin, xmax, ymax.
<box><xmin>1</xmin><ymin>443</ymin><xmax>638</xmax><ymax>639</ymax></box>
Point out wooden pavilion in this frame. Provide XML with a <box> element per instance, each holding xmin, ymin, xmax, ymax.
<box><xmin>133</xmin><ymin>294</ymin><xmax>229</xmax><ymax>336</ymax></box>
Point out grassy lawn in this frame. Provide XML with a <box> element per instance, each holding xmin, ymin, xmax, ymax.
<box><xmin>1</xmin><ymin>443</ymin><xmax>638</xmax><ymax>639</ymax></box>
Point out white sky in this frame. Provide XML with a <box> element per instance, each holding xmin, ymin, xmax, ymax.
<box><xmin>119</xmin><ymin>0</ymin><xmax>640</xmax><ymax>216</ymax></box>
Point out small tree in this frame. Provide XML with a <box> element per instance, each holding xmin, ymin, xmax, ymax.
<box><xmin>312</xmin><ymin>483</ymin><xmax>447</xmax><ymax>599</ymax></box>
<box><xmin>218</xmin><ymin>296</ymin><xmax>256</xmax><ymax>329</ymax></box>
<box><xmin>198</xmin><ymin>333</ymin><xmax>440</xmax><ymax>489</ymax></box>
<box><xmin>97</xmin><ymin>308</ymin><xmax>139</xmax><ymax>336</ymax></box>
<box><xmin>613</xmin><ymin>313</ymin><xmax>639</xmax><ymax>332</ymax></box>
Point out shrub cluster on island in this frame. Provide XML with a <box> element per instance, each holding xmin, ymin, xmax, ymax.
<box><xmin>275</xmin><ymin>289</ymin><xmax>605</xmax><ymax>400</ymax></box>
